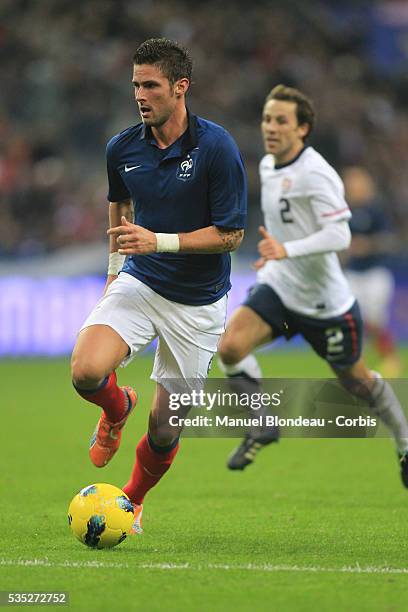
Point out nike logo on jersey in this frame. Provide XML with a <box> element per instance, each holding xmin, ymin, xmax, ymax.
<box><xmin>124</xmin><ymin>164</ymin><xmax>142</xmax><ymax>172</ymax></box>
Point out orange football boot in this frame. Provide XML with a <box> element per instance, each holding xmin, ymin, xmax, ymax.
<box><xmin>130</xmin><ymin>503</ymin><xmax>143</xmax><ymax>534</ymax></box>
<box><xmin>89</xmin><ymin>386</ymin><xmax>137</xmax><ymax>468</ymax></box>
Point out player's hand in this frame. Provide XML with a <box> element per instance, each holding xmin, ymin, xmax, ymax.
<box><xmin>257</xmin><ymin>226</ymin><xmax>287</xmax><ymax>260</ymax></box>
<box><xmin>107</xmin><ymin>216</ymin><xmax>157</xmax><ymax>255</ymax></box>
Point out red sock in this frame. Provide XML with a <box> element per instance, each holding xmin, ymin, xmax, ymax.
<box><xmin>74</xmin><ymin>371</ymin><xmax>127</xmax><ymax>423</ymax></box>
<box><xmin>122</xmin><ymin>433</ymin><xmax>179</xmax><ymax>504</ymax></box>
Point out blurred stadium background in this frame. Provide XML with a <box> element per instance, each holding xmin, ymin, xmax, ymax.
<box><xmin>1</xmin><ymin>0</ymin><xmax>408</xmax><ymax>356</ymax></box>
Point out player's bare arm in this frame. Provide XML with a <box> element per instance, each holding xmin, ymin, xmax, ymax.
<box><xmin>105</xmin><ymin>200</ymin><xmax>134</xmax><ymax>293</ymax></box>
<box><xmin>109</xmin><ymin>200</ymin><xmax>134</xmax><ymax>249</ymax></box>
<box><xmin>108</xmin><ymin>217</ymin><xmax>244</xmax><ymax>254</ymax></box>
<box><xmin>179</xmin><ymin>226</ymin><xmax>244</xmax><ymax>253</ymax></box>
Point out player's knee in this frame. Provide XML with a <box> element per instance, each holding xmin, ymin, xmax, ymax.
<box><xmin>71</xmin><ymin>355</ymin><xmax>107</xmax><ymax>389</ymax></box>
<box><xmin>218</xmin><ymin>334</ymin><xmax>246</xmax><ymax>365</ymax></box>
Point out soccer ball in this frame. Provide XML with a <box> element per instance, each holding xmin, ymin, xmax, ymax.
<box><xmin>68</xmin><ymin>483</ymin><xmax>134</xmax><ymax>549</ymax></box>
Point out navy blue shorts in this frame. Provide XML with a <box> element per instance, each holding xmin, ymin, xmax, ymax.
<box><xmin>243</xmin><ymin>283</ymin><xmax>363</xmax><ymax>369</ymax></box>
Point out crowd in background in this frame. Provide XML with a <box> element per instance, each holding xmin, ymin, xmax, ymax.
<box><xmin>1</xmin><ymin>0</ymin><xmax>408</xmax><ymax>259</ymax></box>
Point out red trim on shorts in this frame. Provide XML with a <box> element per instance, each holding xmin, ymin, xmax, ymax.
<box><xmin>321</xmin><ymin>207</ymin><xmax>350</xmax><ymax>218</ymax></box>
<box><xmin>344</xmin><ymin>312</ymin><xmax>358</xmax><ymax>357</ymax></box>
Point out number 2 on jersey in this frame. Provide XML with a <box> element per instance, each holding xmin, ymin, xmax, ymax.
<box><xmin>279</xmin><ymin>198</ymin><xmax>294</xmax><ymax>223</ymax></box>
<box><xmin>325</xmin><ymin>327</ymin><xmax>345</xmax><ymax>358</ymax></box>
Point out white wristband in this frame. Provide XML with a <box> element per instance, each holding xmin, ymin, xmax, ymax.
<box><xmin>155</xmin><ymin>233</ymin><xmax>180</xmax><ymax>253</ymax></box>
<box><xmin>107</xmin><ymin>252</ymin><xmax>126</xmax><ymax>275</ymax></box>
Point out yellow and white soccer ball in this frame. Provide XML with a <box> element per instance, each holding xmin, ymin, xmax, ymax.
<box><xmin>68</xmin><ymin>483</ymin><xmax>134</xmax><ymax>549</ymax></box>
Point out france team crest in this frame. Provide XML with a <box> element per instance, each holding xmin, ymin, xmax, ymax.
<box><xmin>177</xmin><ymin>154</ymin><xmax>196</xmax><ymax>181</ymax></box>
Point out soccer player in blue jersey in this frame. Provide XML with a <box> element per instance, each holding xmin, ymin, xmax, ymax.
<box><xmin>342</xmin><ymin>166</ymin><xmax>402</xmax><ymax>377</ymax></box>
<box><xmin>70</xmin><ymin>38</ymin><xmax>247</xmax><ymax>533</ymax></box>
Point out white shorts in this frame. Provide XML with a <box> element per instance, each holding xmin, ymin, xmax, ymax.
<box><xmin>346</xmin><ymin>267</ymin><xmax>394</xmax><ymax>327</ymax></box>
<box><xmin>80</xmin><ymin>273</ymin><xmax>227</xmax><ymax>392</ymax></box>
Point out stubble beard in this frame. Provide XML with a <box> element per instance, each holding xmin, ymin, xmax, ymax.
<box><xmin>141</xmin><ymin>108</ymin><xmax>172</xmax><ymax>128</ymax></box>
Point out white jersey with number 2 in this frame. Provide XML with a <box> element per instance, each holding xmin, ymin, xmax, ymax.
<box><xmin>257</xmin><ymin>146</ymin><xmax>355</xmax><ymax>319</ymax></box>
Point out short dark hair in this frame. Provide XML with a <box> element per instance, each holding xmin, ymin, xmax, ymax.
<box><xmin>266</xmin><ymin>84</ymin><xmax>315</xmax><ymax>139</ymax></box>
<box><xmin>133</xmin><ymin>38</ymin><xmax>193</xmax><ymax>85</ymax></box>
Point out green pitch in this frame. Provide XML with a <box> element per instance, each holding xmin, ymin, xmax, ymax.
<box><xmin>2</xmin><ymin>348</ymin><xmax>408</xmax><ymax>611</ymax></box>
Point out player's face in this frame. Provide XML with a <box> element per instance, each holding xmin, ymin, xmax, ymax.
<box><xmin>261</xmin><ymin>100</ymin><xmax>308</xmax><ymax>164</ymax></box>
<box><xmin>132</xmin><ymin>63</ymin><xmax>179</xmax><ymax>127</ymax></box>
<box><xmin>343</xmin><ymin>167</ymin><xmax>375</xmax><ymax>207</ymax></box>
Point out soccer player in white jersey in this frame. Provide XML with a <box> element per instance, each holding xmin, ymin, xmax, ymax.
<box><xmin>218</xmin><ymin>84</ymin><xmax>408</xmax><ymax>485</ymax></box>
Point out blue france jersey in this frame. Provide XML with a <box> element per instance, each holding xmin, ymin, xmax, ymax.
<box><xmin>347</xmin><ymin>203</ymin><xmax>392</xmax><ymax>271</ymax></box>
<box><xmin>106</xmin><ymin>112</ymin><xmax>247</xmax><ymax>305</ymax></box>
